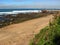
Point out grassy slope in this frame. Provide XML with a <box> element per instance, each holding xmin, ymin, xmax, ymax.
<box><xmin>30</xmin><ymin>15</ymin><xmax>60</xmax><ymax>45</ymax></box>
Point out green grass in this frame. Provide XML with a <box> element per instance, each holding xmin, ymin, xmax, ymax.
<box><xmin>30</xmin><ymin>15</ymin><xmax>60</xmax><ymax>45</ymax></box>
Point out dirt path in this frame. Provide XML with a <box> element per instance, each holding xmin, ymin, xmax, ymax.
<box><xmin>0</xmin><ymin>15</ymin><xmax>53</xmax><ymax>45</ymax></box>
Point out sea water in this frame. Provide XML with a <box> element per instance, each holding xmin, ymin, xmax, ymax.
<box><xmin>0</xmin><ymin>9</ymin><xmax>42</xmax><ymax>15</ymax></box>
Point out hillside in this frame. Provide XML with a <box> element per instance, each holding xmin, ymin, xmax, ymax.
<box><xmin>0</xmin><ymin>15</ymin><xmax>52</xmax><ymax>45</ymax></box>
<box><xmin>30</xmin><ymin>13</ymin><xmax>60</xmax><ymax>45</ymax></box>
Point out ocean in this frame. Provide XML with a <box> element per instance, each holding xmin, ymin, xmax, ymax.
<box><xmin>0</xmin><ymin>8</ymin><xmax>60</xmax><ymax>12</ymax></box>
<box><xmin>0</xmin><ymin>9</ymin><xmax>42</xmax><ymax>12</ymax></box>
<box><xmin>0</xmin><ymin>8</ymin><xmax>60</xmax><ymax>15</ymax></box>
<box><xmin>0</xmin><ymin>9</ymin><xmax>43</xmax><ymax>15</ymax></box>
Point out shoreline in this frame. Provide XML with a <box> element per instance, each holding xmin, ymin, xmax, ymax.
<box><xmin>0</xmin><ymin>10</ymin><xmax>59</xmax><ymax>28</ymax></box>
<box><xmin>0</xmin><ymin>10</ymin><xmax>60</xmax><ymax>15</ymax></box>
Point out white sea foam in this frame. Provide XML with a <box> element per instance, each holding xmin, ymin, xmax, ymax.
<box><xmin>0</xmin><ymin>12</ymin><xmax>18</xmax><ymax>15</ymax></box>
<box><xmin>0</xmin><ymin>10</ymin><xmax>41</xmax><ymax>15</ymax></box>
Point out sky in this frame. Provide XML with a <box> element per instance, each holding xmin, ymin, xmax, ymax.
<box><xmin>0</xmin><ymin>0</ymin><xmax>60</xmax><ymax>9</ymax></box>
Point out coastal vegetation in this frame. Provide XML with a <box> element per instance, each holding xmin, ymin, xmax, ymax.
<box><xmin>30</xmin><ymin>11</ymin><xmax>60</xmax><ymax>45</ymax></box>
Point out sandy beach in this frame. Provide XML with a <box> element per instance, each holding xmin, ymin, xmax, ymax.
<box><xmin>0</xmin><ymin>15</ymin><xmax>53</xmax><ymax>45</ymax></box>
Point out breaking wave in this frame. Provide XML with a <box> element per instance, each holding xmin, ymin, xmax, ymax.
<box><xmin>0</xmin><ymin>10</ymin><xmax>41</xmax><ymax>15</ymax></box>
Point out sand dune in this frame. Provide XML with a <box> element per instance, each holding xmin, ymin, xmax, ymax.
<box><xmin>0</xmin><ymin>15</ymin><xmax>53</xmax><ymax>45</ymax></box>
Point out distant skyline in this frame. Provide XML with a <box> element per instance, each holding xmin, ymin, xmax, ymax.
<box><xmin>0</xmin><ymin>0</ymin><xmax>60</xmax><ymax>9</ymax></box>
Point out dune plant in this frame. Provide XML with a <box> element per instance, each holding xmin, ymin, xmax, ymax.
<box><xmin>30</xmin><ymin>13</ymin><xmax>60</xmax><ymax>45</ymax></box>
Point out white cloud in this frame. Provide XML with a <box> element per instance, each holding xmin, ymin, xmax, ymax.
<box><xmin>0</xmin><ymin>4</ymin><xmax>60</xmax><ymax>9</ymax></box>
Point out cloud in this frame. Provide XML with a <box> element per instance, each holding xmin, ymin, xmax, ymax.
<box><xmin>0</xmin><ymin>4</ymin><xmax>60</xmax><ymax>9</ymax></box>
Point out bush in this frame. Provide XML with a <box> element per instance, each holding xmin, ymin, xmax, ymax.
<box><xmin>30</xmin><ymin>13</ymin><xmax>60</xmax><ymax>45</ymax></box>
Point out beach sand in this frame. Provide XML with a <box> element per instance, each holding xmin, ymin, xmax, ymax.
<box><xmin>0</xmin><ymin>15</ymin><xmax>53</xmax><ymax>45</ymax></box>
